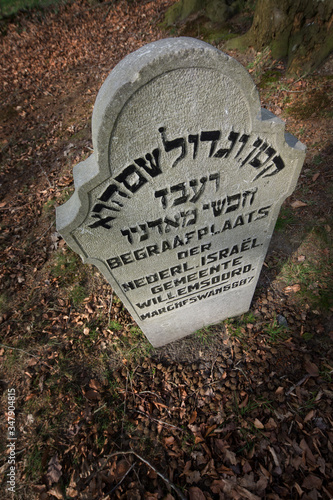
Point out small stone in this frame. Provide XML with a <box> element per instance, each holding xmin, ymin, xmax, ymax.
<box><xmin>277</xmin><ymin>314</ymin><xmax>288</xmax><ymax>328</ymax></box>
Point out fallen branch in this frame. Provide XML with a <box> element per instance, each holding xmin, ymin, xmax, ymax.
<box><xmin>286</xmin><ymin>375</ymin><xmax>310</xmax><ymax>396</ymax></box>
<box><xmin>0</xmin><ymin>343</ymin><xmax>52</xmax><ymax>369</ymax></box>
<box><xmin>31</xmin><ymin>221</ymin><xmax>54</xmax><ymax>245</ymax></box>
<box><xmin>108</xmin><ymin>291</ymin><xmax>113</xmax><ymax>324</ymax></box>
<box><xmin>90</xmin><ymin>450</ymin><xmax>186</xmax><ymax>500</ymax></box>
<box><xmin>136</xmin><ymin>409</ymin><xmax>184</xmax><ymax>432</ymax></box>
<box><xmin>102</xmin><ymin>463</ymin><xmax>135</xmax><ymax>499</ymax></box>
<box><xmin>0</xmin><ymin>343</ymin><xmax>41</xmax><ymax>360</ymax></box>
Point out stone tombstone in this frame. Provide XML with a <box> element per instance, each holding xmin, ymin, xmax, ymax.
<box><xmin>56</xmin><ymin>37</ymin><xmax>306</xmax><ymax>347</ymax></box>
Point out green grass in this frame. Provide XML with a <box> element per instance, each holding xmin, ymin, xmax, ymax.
<box><xmin>242</xmin><ymin>311</ymin><xmax>256</xmax><ymax>323</ymax></box>
<box><xmin>224</xmin><ymin>312</ymin><xmax>256</xmax><ymax>342</ymax></box>
<box><xmin>275</xmin><ymin>206</ymin><xmax>298</xmax><ymax>232</ymax></box>
<box><xmin>313</xmin><ymin>154</ymin><xmax>323</xmax><ymax>166</ymax></box>
<box><xmin>263</xmin><ymin>317</ymin><xmax>289</xmax><ymax>343</ymax></box>
<box><xmin>0</xmin><ymin>292</ymin><xmax>9</xmax><ymax>313</ymax></box>
<box><xmin>69</xmin><ymin>284</ymin><xmax>87</xmax><ymax>307</ymax></box>
<box><xmin>320</xmin><ymin>366</ymin><xmax>333</xmax><ymax>384</ymax></box>
<box><xmin>302</xmin><ymin>331</ymin><xmax>314</xmax><ymax>342</ymax></box>
<box><xmin>51</xmin><ymin>250</ymin><xmax>82</xmax><ymax>285</ymax></box>
<box><xmin>109</xmin><ymin>320</ymin><xmax>122</xmax><ymax>331</ymax></box>
<box><xmin>25</xmin><ymin>446</ymin><xmax>43</xmax><ymax>482</ymax></box>
<box><xmin>111</xmin><ymin>326</ymin><xmax>154</xmax><ymax>363</ymax></box>
<box><xmin>0</xmin><ymin>0</ymin><xmax>64</xmax><ymax>17</ymax></box>
<box><xmin>43</xmin><ymin>198</ymin><xmax>56</xmax><ymax>215</ymax></box>
<box><xmin>194</xmin><ymin>326</ymin><xmax>214</xmax><ymax>345</ymax></box>
<box><xmin>280</xmin><ymin>254</ymin><xmax>333</xmax><ymax>311</ymax></box>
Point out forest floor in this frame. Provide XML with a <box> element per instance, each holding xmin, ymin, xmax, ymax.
<box><xmin>0</xmin><ymin>1</ymin><xmax>332</xmax><ymax>499</ymax></box>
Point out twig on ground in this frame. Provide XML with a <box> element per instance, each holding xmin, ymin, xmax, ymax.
<box><xmin>102</xmin><ymin>463</ymin><xmax>135</xmax><ymax>499</ymax></box>
<box><xmin>0</xmin><ymin>344</ymin><xmax>52</xmax><ymax>369</ymax></box>
<box><xmin>286</xmin><ymin>375</ymin><xmax>310</xmax><ymax>396</ymax></box>
<box><xmin>268</xmin><ymin>445</ymin><xmax>280</xmax><ymax>468</ymax></box>
<box><xmin>108</xmin><ymin>292</ymin><xmax>113</xmax><ymax>324</ymax></box>
<box><xmin>0</xmin><ymin>343</ymin><xmax>41</xmax><ymax>360</ymax></box>
<box><xmin>121</xmin><ymin>372</ymin><xmax>129</xmax><ymax>437</ymax></box>
<box><xmin>136</xmin><ymin>410</ymin><xmax>184</xmax><ymax>432</ymax></box>
<box><xmin>38</xmin><ymin>162</ymin><xmax>53</xmax><ymax>188</ymax></box>
<box><xmin>102</xmin><ymin>451</ymin><xmax>187</xmax><ymax>500</ymax></box>
<box><xmin>31</xmin><ymin>221</ymin><xmax>54</xmax><ymax>245</ymax></box>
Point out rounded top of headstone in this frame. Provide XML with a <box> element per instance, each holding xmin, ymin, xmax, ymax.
<box><xmin>92</xmin><ymin>37</ymin><xmax>261</xmax><ymax>175</ymax></box>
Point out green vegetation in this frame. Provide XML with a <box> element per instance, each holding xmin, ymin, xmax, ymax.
<box><xmin>239</xmin><ymin>396</ymin><xmax>273</xmax><ymax>417</ymax></box>
<box><xmin>69</xmin><ymin>284</ymin><xmax>87</xmax><ymax>307</ymax></box>
<box><xmin>0</xmin><ymin>292</ymin><xmax>9</xmax><ymax>313</ymax></box>
<box><xmin>51</xmin><ymin>250</ymin><xmax>83</xmax><ymax>285</ymax></box>
<box><xmin>109</xmin><ymin>320</ymin><xmax>122</xmax><ymax>331</ymax></box>
<box><xmin>263</xmin><ymin>316</ymin><xmax>289</xmax><ymax>343</ymax></box>
<box><xmin>25</xmin><ymin>446</ymin><xmax>43</xmax><ymax>482</ymax></box>
<box><xmin>280</xmin><ymin>245</ymin><xmax>332</xmax><ymax>312</ymax></box>
<box><xmin>224</xmin><ymin>312</ymin><xmax>256</xmax><ymax>342</ymax></box>
<box><xmin>112</xmin><ymin>326</ymin><xmax>154</xmax><ymax>362</ymax></box>
<box><xmin>43</xmin><ymin>198</ymin><xmax>56</xmax><ymax>215</ymax></box>
<box><xmin>259</xmin><ymin>69</ymin><xmax>281</xmax><ymax>89</ymax></box>
<box><xmin>0</xmin><ymin>0</ymin><xmax>64</xmax><ymax>17</ymax></box>
<box><xmin>302</xmin><ymin>331</ymin><xmax>314</xmax><ymax>342</ymax></box>
<box><xmin>194</xmin><ymin>325</ymin><xmax>215</xmax><ymax>344</ymax></box>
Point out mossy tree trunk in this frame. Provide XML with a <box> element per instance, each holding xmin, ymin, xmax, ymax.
<box><xmin>227</xmin><ymin>0</ymin><xmax>333</xmax><ymax>75</ymax></box>
<box><xmin>163</xmin><ymin>0</ymin><xmax>333</xmax><ymax>75</ymax></box>
<box><xmin>162</xmin><ymin>0</ymin><xmax>244</xmax><ymax>26</ymax></box>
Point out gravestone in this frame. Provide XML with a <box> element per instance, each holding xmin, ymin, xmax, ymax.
<box><xmin>56</xmin><ymin>37</ymin><xmax>306</xmax><ymax>347</ymax></box>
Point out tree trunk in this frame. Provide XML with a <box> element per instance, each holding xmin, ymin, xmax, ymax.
<box><xmin>163</xmin><ymin>0</ymin><xmax>333</xmax><ymax>75</ymax></box>
<box><xmin>162</xmin><ymin>0</ymin><xmax>243</xmax><ymax>26</ymax></box>
<box><xmin>227</xmin><ymin>0</ymin><xmax>333</xmax><ymax>75</ymax></box>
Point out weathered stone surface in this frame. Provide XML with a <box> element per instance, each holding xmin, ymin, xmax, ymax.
<box><xmin>56</xmin><ymin>37</ymin><xmax>306</xmax><ymax>347</ymax></box>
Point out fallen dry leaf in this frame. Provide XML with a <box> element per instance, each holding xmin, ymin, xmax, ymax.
<box><xmin>188</xmin><ymin>486</ymin><xmax>206</xmax><ymax>500</ymax></box>
<box><xmin>284</xmin><ymin>284</ymin><xmax>301</xmax><ymax>293</ymax></box>
<box><xmin>302</xmin><ymin>474</ymin><xmax>322</xmax><ymax>490</ymax></box>
<box><xmin>305</xmin><ymin>360</ymin><xmax>319</xmax><ymax>377</ymax></box>
<box><xmin>291</xmin><ymin>200</ymin><xmax>307</xmax><ymax>208</ymax></box>
<box><xmin>254</xmin><ymin>418</ymin><xmax>264</xmax><ymax>429</ymax></box>
<box><xmin>84</xmin><ymin>389</ymin><xmax>100</xmax><ymax>400</ymax></box>
<box><xmin>48</xmin><ymin>485</ymin><xmax>64</xmax><ymax>499</ymax></box>
<box><xmin>304</xmin><ymin>409</ymin><xmax>315</xmax><ymax>423</ymax></box>
<box><xmin>188</xmin><ymin>410</ymin><xmax>197</xmax><ymax>425</ymax></box>
<box><xmin>186</xmin><ymin>470</ymin><xmax>201</xmax><ymax>484</ymax></box>
<box><xmin>46</xmin><ymin>455</ymin><xmax>62</xmax><ymax>485</ymax></box>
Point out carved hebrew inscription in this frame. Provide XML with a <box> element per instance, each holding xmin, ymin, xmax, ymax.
<box><xmin>70</xmin><ymin>120</ymin><xmax>296</xmax><ymax>334</ymax></box>
<box><xmin>88</xmin><ymin>127</ymin><xmax>284</xmax><ymax>231</ymax></box>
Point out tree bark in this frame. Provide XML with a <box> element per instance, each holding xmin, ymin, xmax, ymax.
<box><xmin>227</xmin><ymin>0</ymin><xmax>333</xmax><ymax>75</ymax></box>
<box><xmin>162</xmin><ymin>0</ymin><xmax>243</xmax><ymax>26</ymax></box>
<box><xmin>163</xmin><ymin>0</ymin><xmax>333</xmax><ymax>75</ymax></box>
